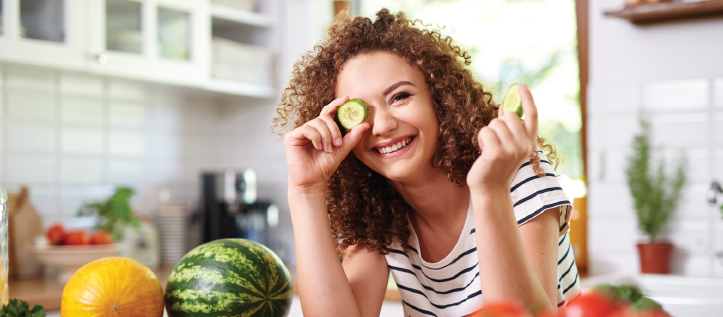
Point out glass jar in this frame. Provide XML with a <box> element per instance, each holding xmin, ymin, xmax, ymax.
<box><xmin>0</xmin><ymin>184</ymin><xmax>8</xmax><ymax>306</ymax></box>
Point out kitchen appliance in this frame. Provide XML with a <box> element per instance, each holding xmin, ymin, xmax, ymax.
<box><xmin>200</xmin><ymin>169</ymin><xmax>278</xmax><ymax>246</ymax></box>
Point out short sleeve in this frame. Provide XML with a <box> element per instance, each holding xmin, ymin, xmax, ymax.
<box><xmin>510</xmin><ymin>150</ymin><xmax>573</xmax><ymax>236</ymax></box>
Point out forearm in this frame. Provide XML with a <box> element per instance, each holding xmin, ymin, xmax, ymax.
<box><xmin>470</xmin><ymin>186</ymin><xmax>553</xmax><ymax>313</ymax></box>
<box><xmin>289</xmin><ymin>188</ymin><xmax>362</xmax><ymax>317</ymax></box>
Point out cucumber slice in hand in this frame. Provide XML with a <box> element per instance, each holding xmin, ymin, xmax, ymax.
<box><xmin>337</xmin><ymin>98</ymin><xmax>368</xmax><ymax>129</ymax></box>
<box><xmin>501</xmin><ymin>83</ymin><xmax>524</xmax><ymax>119</ymax></box>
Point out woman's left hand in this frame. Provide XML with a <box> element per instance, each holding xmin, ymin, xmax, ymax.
<box><xmin>466</xmin><ymin>84</ymin><xmax>539</xmax><ymax>190</ymax></box>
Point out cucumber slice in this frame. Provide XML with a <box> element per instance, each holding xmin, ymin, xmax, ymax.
<box><xmin>501</xmin><ymin>83</ymin><xmax>524</xmax><ymax>119</ymax></box>
<box><xmin>337</xmin><ymin>98</ymin><xmax>368</xmax><ymax>129</ymax></box>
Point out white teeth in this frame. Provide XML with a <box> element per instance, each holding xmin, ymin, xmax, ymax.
<box><xmin>378</xmin><ymin>137</ymin><xmax>412</xmax><ymax>154</ymax></box>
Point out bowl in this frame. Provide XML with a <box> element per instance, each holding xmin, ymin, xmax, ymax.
<box><xmin>31</xmin><ymin>244</ymin><xmax>121</xmax><ymax>284</ymax></box>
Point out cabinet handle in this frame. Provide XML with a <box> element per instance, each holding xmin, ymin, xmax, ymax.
<box><xmin>96</xmin><ymin>54</ymin><xmax>109</xmax><ymax>64</ymax></box>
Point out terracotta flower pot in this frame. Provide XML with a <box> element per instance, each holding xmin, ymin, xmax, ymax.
<box><xmin>637</xmin><ymin>242</ymin><xmax>673</xmax><ymax>274</ymax></box>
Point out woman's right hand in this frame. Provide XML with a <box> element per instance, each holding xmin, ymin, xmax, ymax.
<box><xmin>284</xmin><ymin>96</ymin><xmax>370</xmax><ymax>192</ymax></box>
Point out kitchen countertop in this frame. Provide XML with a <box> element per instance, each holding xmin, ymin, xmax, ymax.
<box><xmin>8</xmin><ymin>266</ymin><xmax>402</xmax><ymax>311</ymax></box>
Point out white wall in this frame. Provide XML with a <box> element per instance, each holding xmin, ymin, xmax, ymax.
<box><xmin>587</xmin><ymin>0</ymin><xmax>723</xmax><ymax>276</ymax></box>
<box><xmin>0</xmin><ymin>63</ymin><xmax>295</xmax><ymax>264</ymax></box>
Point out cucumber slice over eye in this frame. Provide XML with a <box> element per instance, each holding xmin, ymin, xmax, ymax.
<box><xmin>501</xmin><ymin>83</ymin><xmax>524</xmax><ymax>119</ymax></box>
<box><xmin>337</xmin><ymin>98</ymin><xmax>368</xmax><ymax>129</ymax></box>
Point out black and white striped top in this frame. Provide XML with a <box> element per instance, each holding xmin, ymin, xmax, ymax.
<box><xmin>384</xmin><ymin>151</ymin><xmax>581</xmax><ymax>316</ymax></box>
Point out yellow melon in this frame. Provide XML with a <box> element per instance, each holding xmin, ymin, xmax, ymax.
<box><xmin>61</xmin><ymin>257</ymin><xmax>164</xmax><ymax>316</ymax></box>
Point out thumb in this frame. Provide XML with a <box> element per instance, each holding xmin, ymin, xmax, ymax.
<box><xmin>337</xmin><ymin>123</ymin><xmax>370</xmax><ymax>155</ymax></box>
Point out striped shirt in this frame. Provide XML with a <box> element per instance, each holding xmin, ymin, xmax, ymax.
<box><xmin>385</xmin><ymin>151</ymin><xmax>581</xmax><ymax>316</ymax></box>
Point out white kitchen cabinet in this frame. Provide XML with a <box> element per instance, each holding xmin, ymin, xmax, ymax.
<box><xmin>0</xmin><ymin>0</ymin><xmax>87</xmax><ymax>71</ymax></box>
<box><xmin>87</xmin><ymin>0</ymin><xmax>209</xmax><ymax>87</ymax></box>
<box><xmin>0</xmin><ymin>0</ymin><xmax>278</xmax><ymax>98</ymax></box>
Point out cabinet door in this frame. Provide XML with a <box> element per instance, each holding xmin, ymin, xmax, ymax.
<box><xmin>0</xmin><ymin>0</ymin><xmax>87</xmax><ymax>71</ymax></box>
<box><xmin>87</xmin><ymin>0</ymin><xmax>208</xmax><ymax>86</ymax></box>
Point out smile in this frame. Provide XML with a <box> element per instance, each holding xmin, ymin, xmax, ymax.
<box><xmin>375</xmin><ymin>136</ymin><xmax>414</xmax><ymax>155</ymax></box>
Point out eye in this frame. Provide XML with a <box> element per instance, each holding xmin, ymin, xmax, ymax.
<box><xmin>392</xmin><ymin>92</ymin><xmax>410</xmax><ymax>104</ymax></box>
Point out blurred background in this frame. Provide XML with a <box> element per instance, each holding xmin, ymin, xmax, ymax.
<box><xmin>1</xmin><ymin>0</ymin><xmax>723</xmax><ymax>316</ymax></box>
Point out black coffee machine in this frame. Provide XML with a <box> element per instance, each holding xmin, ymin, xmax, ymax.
<box><xmin>200</xmin><ymin>169</ymin><xmax>278</xmax><ymax>246</ymax></box>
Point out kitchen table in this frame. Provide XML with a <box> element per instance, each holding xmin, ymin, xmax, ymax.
<box><xmin>8</xmin><ymin>265</ymin><xmax>403</xmax><ymax>313</ymax></box>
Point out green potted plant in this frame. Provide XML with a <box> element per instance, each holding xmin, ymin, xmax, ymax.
<box><xmin>625</xmin><ymin>117</ymin><xmax>686</xmax><ymax>274</ymax></box>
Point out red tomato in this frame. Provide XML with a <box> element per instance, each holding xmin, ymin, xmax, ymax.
<box><xmin>563</xmin><ymin>292</ymin><xmax>623</xmax><ymax>317</ymax></box>
<box><xmin>63</xmin><ymin>230</ymin><xmax>91</xmax><ymax>246</ymax></box>
<box><xmin>90</xmin><ymin>230</ymin><xmax>115</xmax><ymax>245</ymax></box>
<box><xmin>609</xmin><ymin>309</ymin><xmax>670</xmax><ymax>317</ymax></box>
<box><xmin>46</xmin><ymin>224</ymin><xmax>65</xmax><ymax>245</ymax></box>
<box><xmin>468</xmin><ymin>300</ymin><xmax>533</xmax><ymax>317</ymax></box>
<box><xmin>536</xmin><ymin>311</ymin><xmax>559</xmax><ymax>317</ymax></box>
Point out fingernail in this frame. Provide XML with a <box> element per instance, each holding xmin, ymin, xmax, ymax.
<box><xmin>335</xmin><ymin>138</ymin><xmax>342</xmax><ymax>146</ymax></box>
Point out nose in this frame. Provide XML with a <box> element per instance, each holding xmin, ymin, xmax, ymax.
<box><xmin>370</xmin><ymin>106</ymin><xmax>398</xmax><ymax>136</ymax></box>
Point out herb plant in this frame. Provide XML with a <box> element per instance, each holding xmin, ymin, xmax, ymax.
<box><xmin>1</xmin><ymin>299</ymin><xmax>46</xmax><ymax>317</ymax></box>
<box><xmin>625</xmin><ymin>118</ymin><xmax>686</xmax><ymax>242</ymax></box>
<box><xmin>77</xmin><ymin>187</ymin><xmax>140</xmax><ymax>241</ymax></box>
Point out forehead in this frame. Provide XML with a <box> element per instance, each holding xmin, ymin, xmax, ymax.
<box><xmin>336</xmin><ymin>51</ymin><xmax>423</xmax><ymax>96</ymax></box>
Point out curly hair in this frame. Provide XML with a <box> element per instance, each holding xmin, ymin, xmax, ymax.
<box><xmin>272</xmin><ymin>8</ymin><xmax>560</xmax><ymax>256</ymax></box>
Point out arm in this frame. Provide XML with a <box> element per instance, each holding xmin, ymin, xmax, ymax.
<box><xmin>467</xmin><ymin>85</ymin><xmax>558</xmax><ymax>314</ymax></box>
<box><xmin>470</xmin><ymin>192</ymin><xmax>558</xmax><ymax>314</ymax></box>
<box><xmin>519</xmin><ymin>207</ymin><xmax>562</xmax><ymax>309</ymax></box>
<box><xmin>290</xmin><ymin>189</ymin><xmax>363</xmax><ymax>317</ymax></box>
<box><xmin>290</xmin><ymin>190</ymin><xmax>388</xmax><ymax>317</ymax></box>
<box><xmin>285</xmin><ymin>96</ymin><xmax>384</xmax><ymax>316</ymax></box>
<box><xmin>342</xmin><ymin>242</ymin><xmax>391</xmax><ymax>317</ymax></box>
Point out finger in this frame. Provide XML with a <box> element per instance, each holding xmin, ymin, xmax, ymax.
<box><xmin>338</xmin><ymin>122</ymin><xmax>370</xmax><ymax>155</ymax></box>
<box><xmin>479</xmin><ymin>126</ymin><xmax>500</xmax><ymax>156</ymax></box>
<box><xmin>519</xmin><ymin>85</ymin><xmax>538</xmax><ymax>140</ymax></box>
<box><xmin>299</xmin><ymin>125</ymin><xmax>323</xmax><ymax>151</ymax></box>
<box><xmin>307</xmin><ymin>119</ymin><xmax>333</xmax><ymax>152</ymax></box>
<box><xmin>319</xmin><ymin>114</ymin><xmax>343</xmax><ymax>147</ymax></box>
<box><xmin>488</xmin><ymin>118</ymin><xmax>517</xmax><ymax>155</ymax></box>
<box><xmin>320</xmin><ymin>96</ymin><xmax>351</xmax><ymax>116</ymax></box>
<box><xmin>498</xmin><ymin>103</ymin><xmax>503</xmax><ymax>118</ymax></box>
<box><xmin>501</xmin><ymin>112</ymin><xmax>531</xmax><ymax>155</ymax></box>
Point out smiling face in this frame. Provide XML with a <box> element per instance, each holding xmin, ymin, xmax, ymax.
<box><xmin>336</xmin><ymin>51</ymin><xmax>439</xmax><ymax>184</ymax></box>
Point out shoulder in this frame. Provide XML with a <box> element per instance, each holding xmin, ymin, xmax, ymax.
<box><xmin>511</xmin><ymin>150</ymin><xmax>572</xmax><ymax>230</ymax></box>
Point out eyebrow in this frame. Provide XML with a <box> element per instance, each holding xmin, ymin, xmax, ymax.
<box><xmin>382</xmin><ymin>81</ymin><xmax>415</xmax><ymax>96</ymax></box>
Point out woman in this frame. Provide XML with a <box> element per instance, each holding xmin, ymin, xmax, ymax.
<box><xmin>272</xmin><ymin>8</ymin><xmax>580</xmax><ymax>317</ymax></box>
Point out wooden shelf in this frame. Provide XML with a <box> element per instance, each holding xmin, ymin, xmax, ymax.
<box><xmin>604</xmin><ymin>0</ymin><xmax>723</xmax><ymax>24</ymax></box>
<box><xmin>210</xmin><ymin>5</ymin><xmax>272</xmax><ymax>28</ymax></box>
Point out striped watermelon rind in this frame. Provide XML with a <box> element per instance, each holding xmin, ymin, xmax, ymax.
<box><xmin>165</xmin><ymin>239</ymin><xmax>293</xmax><ymax>317</ymax></box>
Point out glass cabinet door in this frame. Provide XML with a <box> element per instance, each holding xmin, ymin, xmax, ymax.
<box><xmin>106</xmin><ymin>0</ymin><xmax>142</xmax><ymax>54</ymax></box>
<box><xmin>0</xmin><ymin>0</ymin><xmax>86</xmax><ymax>71</ymax></box>
<box><xmin>88</xmin><ymin>0</ymin><xmax>206</xmax><ymax>85</ymax></box>
<box><xmin>158</xmin><ymin>7</ymin><xmax>190</xmax><ymax>60</ymax></box>
<box><xmin>20</xmin><ymin>0</ymin><xmax>65</xmax><ymax>43</ymax></box>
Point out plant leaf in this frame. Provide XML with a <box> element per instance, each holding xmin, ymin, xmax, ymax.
<box><xmin>30</xmin><ymin>305</ymin><xmax>47</xmax><ymax>317</ymax></box>
<box><xmin>625</xmin><ymin>116</ymin><xmax>686</xmax><ymax>240</ymax></box>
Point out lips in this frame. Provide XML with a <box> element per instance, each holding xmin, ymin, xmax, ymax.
<box><xmin>374</xmin><ymin>136</ymin><xmax>414</xmax><ymax>154</ymax></box>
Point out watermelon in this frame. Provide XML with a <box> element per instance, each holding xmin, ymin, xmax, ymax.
<box><xmin>165</xmin><ymin>239</ymin><xmax>293</xmax><ymax>317</ymax></box>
